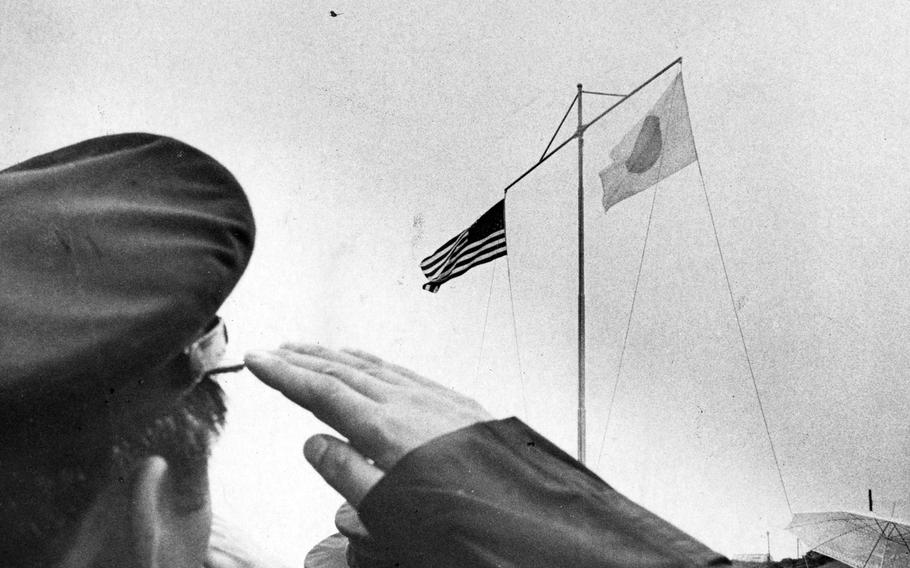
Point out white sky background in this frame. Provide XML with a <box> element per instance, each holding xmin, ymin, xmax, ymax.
<box><xmin>3</xmin><ymin>1</ymin><xmax>910</xmax><ymax>563</ymax></box>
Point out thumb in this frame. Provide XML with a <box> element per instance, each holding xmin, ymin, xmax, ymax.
<box><xmin>304</xmin><ymin>435</ymin><xmax>385</xmax><ymax>507</ymax></box>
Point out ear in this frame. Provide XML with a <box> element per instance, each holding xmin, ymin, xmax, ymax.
<box><xmin>129</xmin><ymin>456</ymin><xmax>213</xmax><ymax>568</ymax></box>
<box><xmin>130</xmin><ymin>456</ymin><xmax>169</xmax><ymax>568</ymax></box>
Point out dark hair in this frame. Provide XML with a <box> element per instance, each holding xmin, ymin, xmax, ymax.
<box><xmin>0</xmin><ymin>376</ymin><xmax>227</xmax><ymax>567</ymax></box>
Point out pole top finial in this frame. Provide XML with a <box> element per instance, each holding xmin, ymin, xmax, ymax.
<box><xmin>577</xmin><ymin>83</ymin><xmax>583</xmax><ymax>89</ymax></box>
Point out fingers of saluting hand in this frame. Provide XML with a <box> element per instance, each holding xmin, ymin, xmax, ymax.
<box><xmin>304</xmin><ymin>434</ymin><xmax>384</xmax><ymax>507</ymax></box>
<box><xmin>339</xmin><ymin>347</ymin><xmax>452</xmax><ymax>392</ymax></box>
<box><xmin>281</xmin><ymin>343</ymin><xmax>423</xmax><ymax>389</ymax></box>
<box><xmin>243</xmin><ymin>350</ymin><xmax>380</xmax><ymax>445</ymax></box>
<box><xmin>246</xmin><ymin>345</ymin><xmax>494</xmax><ymax>470</ymax></box>
<box><xmin>261</xmin><ymin>344</ymin><xmax>492</xmax><ymax>421</ymax></box>
<box><xmin>340</xmin><ymin>347</ymin><xmax>492</xmax><ymax>411</ymax></box>
<box><xmin>275</xmin><ymin>345</ymin><xmax>393</xmax><ymax>400</ymax></box>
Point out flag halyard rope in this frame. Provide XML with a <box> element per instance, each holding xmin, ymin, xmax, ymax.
<box><xmin>684</xmin><ymin>73</ymin><xmax>794</xmax><ymax>516</ymax></box>
<box><xmin>467</xmin><ymin>259</ymin><xmax>529</xmax><ymax>420</ymax></box>
<box><xmin>470</xmin><ymin>263</ymin><xmax>497</xmax><ymax>398</ymax></box>
<box><xmin>505</xmin><ymin>254</ymin><xmax>530</xmax><ymax>419</ymax></box>
<box><xmin>595</xmin><ymin>179</ymin><xmax>661</xmax><ymax>469</ymax></box>
<box><xmin>594</xmin><ymin>106</ymin><xmax>671</xmax><ymax>469</ymax></box>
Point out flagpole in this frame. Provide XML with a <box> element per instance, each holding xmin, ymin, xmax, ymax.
<box><xmin>576</xmin><ymin>83</ymin><xmax>586</xmax><ymax>464</ymax></box>
<box><xmin>497</xmin><ymin>58</ymin><xmax>683</xmax><ymax>465</ymax></box>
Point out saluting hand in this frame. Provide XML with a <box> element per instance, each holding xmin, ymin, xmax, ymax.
<box><xmin>244</xmin><ymin>344</ymin><xmax>493</xmax><ymax>506</ymax></box>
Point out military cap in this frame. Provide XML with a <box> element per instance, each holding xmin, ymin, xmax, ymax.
<box><xmin>0</xmin><ymin>133</ymin><xmax>254</xmax><ymax>411</ymax></box>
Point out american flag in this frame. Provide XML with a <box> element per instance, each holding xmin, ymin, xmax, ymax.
<box><xmin>420</xmin><ymin>199</ymin><xmax>506</xmax><ymax>293</ymax></box>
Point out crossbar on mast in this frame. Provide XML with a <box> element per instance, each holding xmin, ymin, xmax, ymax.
<box><xmin>583</xmin><ymin>57</ymin><xmax>682</xmax><ymax>134</ymax></box>
<box><xmin>504</xmin><ymin>57</ymin><xmax>682</xmax><ymax>196</ymax></box>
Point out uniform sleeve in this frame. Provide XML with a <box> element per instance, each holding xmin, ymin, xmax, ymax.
<box><xmin>357</xmin><ymin>418</ymin><xmax>730</xmax><ymax>568</ymax></box>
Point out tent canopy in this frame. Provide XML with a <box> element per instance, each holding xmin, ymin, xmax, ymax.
<box><xmin>788</xmin><ymin>512</ymin><xmax>910</xmax><ymax>568</ymax></box>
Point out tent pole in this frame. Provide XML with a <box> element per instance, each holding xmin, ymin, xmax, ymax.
<box><xmin>577</xmin><ymin>83</ymin><xmax>586</xmax><ymax>464</ymax></box>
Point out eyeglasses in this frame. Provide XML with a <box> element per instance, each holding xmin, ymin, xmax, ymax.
<box><xmin>183</xmin><ymin>316</ymin><xmax>245</xmax><ymax>386</ymax></box>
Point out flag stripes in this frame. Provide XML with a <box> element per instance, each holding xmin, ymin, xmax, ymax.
<box><xmin>420</xmin><ymin>200</ymin><xmax>506</xmax><ymax>293</ymax></box>
<box><xmin>420</xmin><ymin>228</ymin><xmax>506</xmax><ymax>279</ymax></box>
<box><xmin>421</xmin><ymin>230</ymin><xmax>506</xmax><ymax>288</ymax></box>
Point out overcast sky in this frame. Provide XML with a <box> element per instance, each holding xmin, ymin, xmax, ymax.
<box><xmin>3</xmin><ymin>1</ymin><xmax>910</xmax><ymax>563</ymax></box>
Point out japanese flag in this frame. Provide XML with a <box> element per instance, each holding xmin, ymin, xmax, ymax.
<box><xmin>599</xmin><ymin>72</ymin><xmax>696</xmax><ymax>212</ymax></box>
